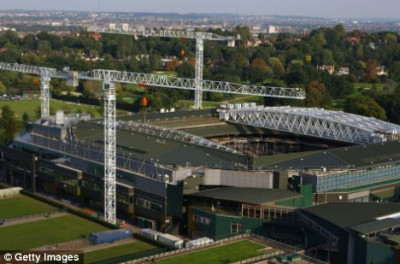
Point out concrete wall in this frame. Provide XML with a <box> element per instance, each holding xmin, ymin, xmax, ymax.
<box><xmin>203</xmin><ymin>169</ymin><xmax>274</xmax><ymax>188</ymax></box>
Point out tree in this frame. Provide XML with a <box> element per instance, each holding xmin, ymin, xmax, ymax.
<box><xmin>82</xmin><ymin>81</ymin><xmax>102</xmax><ymax>97</ymax></box>
<box><xmin>306</xmin><ymin>81</ymin><xmax>332</xmax><ymax>108</ymax></box>
<box><xmin>22</xmin><ymin>111</ymin><xmax>30</xmax><ymax>130</ymax></box>
<box><xmin>233</xmin><ymin>26</ymin><xmax>251</xmax><ymax>41</ymax></box>
<box><xmin>365</xmin><ymin>59</ymin><xmax>378</xmax><ymax>82</ymax></box>
<box><xmin>0</xmin><ymin>105</ymin><xmax>20</xmax><ymax>144</ymax></box>
<box><xmin>344</xmin><ymin>95</ymin><xmax>387</xmax><ymax>120</ymax></box>
<box><xmin>167</xmin><ymin>58</ymin><xmax>180</xmax><ymax>71</ymax></box>
<box><xmin>37</xmin><ymin>40</ymin><xmax>52</xmax><ymax>53</ymax></box>
<box><xmin>244</xmin><ymin>58</ymin><xmax>273</xmax><ymax>83</ymax></box>
<box><xmin>389</xmin><ymin>61</ymin><xmax>400</xmax><ymax>81</ymax></box>
<box><xmin>245</xmin><ymin>65</ymin><xmax>272</xmax><ymax>83</ymax></box>
<box><xmin>325</xmin><ymin>76</ymin><xmax>354</xmax><ymax>99</ymax></box>
<box><xmin>0</xmin><ymin>82</ymin><xmax>6</xmax><ymax>95</ymax></box>
<box><xmin>285</xmin><ymin>68</ymin><xmax>309</xmax><ymax>87</ymax></box>
<box><xmin>149</xmin><ymin>54</ymin><xmax>162</xmax><ymax>70</ymax></box>
<box><xmin>269</xmin><ymin>57</ymin><xmax>285</xmax><ymax>77</ymax></box>
<box><xmin>176</xmin><ymin>62</ymin><xmax>195</xmax><ymax>78</ymax></box>
<box><xmin>22</xmin><ymin>112</ymin><xmax>29</xmax><ymax>123</ymax></box>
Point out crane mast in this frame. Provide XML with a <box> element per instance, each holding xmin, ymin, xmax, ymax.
<box><xmin>194</xmin><ymin>37</ymin><xmax>204</xmax><ymax>109</ymax></box>
<box><xmin>40</xmin><ymin>74</ymin><xmax>51</xmax><ymax>118</ymax></box>
<box><xmin>102</xmin><ymin>80</ymin><xmax>117</xmax><ymax>225</ymax></box>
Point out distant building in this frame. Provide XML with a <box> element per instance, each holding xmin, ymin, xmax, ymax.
<box><xmin>376</xmin><ymin>66</ymin><xmax>389</xmax><ymax>76</ymax></box>
<box><xmin>244</xmin><ymin>38</ymin><xmax>262</xmax><ymax>47</ymax></box>
<box><xmin>161</xmin><ymin>56</ymin><xmax>177</xmax><ymax>67</ymax></box>
<box><xmin>109</xmin><ymin>23</ymin><xmax>116</xmax><ymax>30</ymax></box>
<box><xmin>268</xmin><ymin>25</ymin><xmax>277</xmax><ymax>34</ymax></box>
<box><xmin>345</xmin><ymin>37</ymin><xmax>360</xmax><ymax>44</ymax></box>
<box><xmin>317</xmin><ymin>65</ymin><xmax>335</xmax><ymax>75</ymax></box>
<box><xmin>336</xmin><ymin>67</ymin><xmax>350</xmax><ymax>76</ymax></box>
<box><xmin>122</xmin><ymin>23</ymin><xmax>129</xmax><ymax>32</ymax></box>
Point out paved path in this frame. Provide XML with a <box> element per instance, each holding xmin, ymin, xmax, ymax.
<box><xmin>1</xmin><ymin>211</ymin><xmax>67</xmax><ymax>227</ymax></box>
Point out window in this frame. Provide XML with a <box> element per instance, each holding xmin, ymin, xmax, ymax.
<box><xmin>193</xmin><ymin>214</ymin><xmax>211</xmax><ymax>225</ymax></box>
<box><xmin>231</xmin><ymin>222</ymin><xmax>243</xmax><ymax>234</ymax></box>
<box><xmin>136</xmin><ymin>197</ymin><xmax>162</xmax><ymax>212</ymax></box>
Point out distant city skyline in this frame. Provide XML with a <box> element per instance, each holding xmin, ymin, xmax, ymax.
<box><xmin>0</xmin><ymin>0</ymin><xmax>399</xmax><ymax>19</ymax></box>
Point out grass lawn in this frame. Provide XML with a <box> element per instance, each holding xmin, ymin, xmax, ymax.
<box><xmin>354</xmin><ymin>82</ymin><xmax>385</xmax><ymax>92</ymax></box>
<box><xmin>0</xmin><ymin>214</ymin><xmax>107</xmax><ymax>250</ymax></box>
<box><xmin>0</xmin><ymin>195</ymin><xmax>56</xmax><ymax>219</ymax></box>
<box><xmin>152</xmin><ymin>71</ymin><xmax>177</xmax><ymax>77</ymax></box>
<box><xmin>155</xmin><ymin>240</ymin><xmax>266</xmax><ymax>264</ymax></box>
<box><xmin>84</xmin><ymin>241</ymin><xmax>156</xmax><ymax>264</ymax></box>
<box><xmin>0</xmin><ymin>99</ymin><xmax>102</xmax><ymax>119</ymax></box>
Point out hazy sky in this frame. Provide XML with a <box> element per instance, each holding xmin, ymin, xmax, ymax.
<box><xmin>1</xmin><ymin>0</ymin><xmax>399</xmax><ymax>19</ymax></box>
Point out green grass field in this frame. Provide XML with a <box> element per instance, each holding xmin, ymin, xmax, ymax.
<box><xmin>0</xmin><ymin>195</ymin><xmax>56</xmax><ymax>219</ymax></box>
<box><xmin>84</xmin><ymin>241</ymin><xmax>156</xmax><ymax>264</ymax></box>
<box><xmin>0</xmin><ymin>214</ymin><xmax>107</xmax><ymax>250</ymax></box>
<box><xmin>155</xmin><ymin>240</ymin><xmax>267</xmax><ymax>264</ymax></box>
<box><xmin>0</xmin><ymin>99</ymin><xmax>102</xmax><ymax>119</ymax></box>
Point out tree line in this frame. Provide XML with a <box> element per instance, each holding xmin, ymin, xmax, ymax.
<box><xmin>0</xmin><ymin>25</ymin><xmax>399</xmax><ymax>123</ymax></box>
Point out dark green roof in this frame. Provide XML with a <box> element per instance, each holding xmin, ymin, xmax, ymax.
<box><xmin>254</xmin><ymin>141</ymin><xmax>400</xmax><ymax>170</ymax></box>
<box><xmin>351</xmin><ymin>218</ymin><xmax>400</xmax><ymax>235</ymax></box>
<box><xmin>302</xmin><ymin>203</ymin><xmax>400</xmax><ymax>234</ymax></box>
<box><xmin>188</xmin><ymin>187</ymin><xmax>301</xmax><ymax>205</ymax></box>
<box><xmin>75</xmin><ymin>122</ymin><xmax>248</xmax><ymax>169</ymax></box>
<box><xmin>118</xmin><ymin>108</ymin><xmax>217</xmax><ymax>123</ymax></box>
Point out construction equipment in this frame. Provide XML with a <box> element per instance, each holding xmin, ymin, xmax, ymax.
<box><xmin>87</xmin><ymin>25</ymin><xmax>236</xmax><ymax>109</ymax></box>
<box><xmin>0</xmin><ymin>61</ymin><xmax>305</xmax><ymax>225</ymax></box>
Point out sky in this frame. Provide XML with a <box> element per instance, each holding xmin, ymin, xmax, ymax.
<box><xmin>0</xmin><ymin>0</ymin><xmax>399</xmax><ymax>19</ymax></box>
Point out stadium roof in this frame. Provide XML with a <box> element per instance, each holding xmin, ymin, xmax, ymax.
<box><xmin>74</xmin><ymin>122</ymin><xmax>248</xmax><ymax>169</ymax></box>
<box><xmin>187</xmin><ymin>187</ymin><xmax>301</xmax><ymax>205</ymax></box>
<box><xmin>254</xmin><ymin>141</ymin><xmax>400</xmax><ymax>170</ymax></box>
<box><xmin>302</xmin><ymin>203</ymin><xmax>400</xmax><ymax>235</ymax></box>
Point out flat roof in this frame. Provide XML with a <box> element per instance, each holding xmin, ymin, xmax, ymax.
<box><xmin>254</xmin><ymin>141</ymin><xmax>400</xmax><ymax>170</ymax></box>
<box><xmin>74</xmin><ymin>122</ymin><xmax>248</xmax><ymax>169</ymax></box>
<box><xmin>188</xmin><ymin>187</ymin><xmax>301</xmax><ymax>205</ymax></box>
<box><xmin>302</xmin><ymin>203</ymin><xmax>400</xmax><ymax>235</ymax></box>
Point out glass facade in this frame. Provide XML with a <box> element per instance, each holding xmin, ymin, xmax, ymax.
<box><xmin>311</xmin><ymin>164</ymin><xmax>400</xmax><ymax>192</ymax></box>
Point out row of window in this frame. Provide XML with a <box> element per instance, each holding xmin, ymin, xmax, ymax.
<box><xmin>316</xmin><ymin>164</ymin><xmax>400</xmax><ymax>192</ymax></box>
<box><xmin>192</xmin><ymin>214</ymin><xmax>212</xmax><ymax>225</ymax></box>
<box><xmin>136</xmin><ymin>197</ymin><xmax>163</xmax><ymax>212</ymax></box>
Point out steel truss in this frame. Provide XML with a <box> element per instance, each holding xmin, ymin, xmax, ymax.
<box><xmin>219</xmin><ymin>106</ymin><xmax>400</xmax><ymax>144</ymax></box>
<box><xmin>118</xmin><ymin>121</ymin><xmax>236</xmax><ymax>153</ymax></box>
<box><xmin>80</xmin><ymin>69</ymin><xmax>305</xmax><ymax>99</ymax></box>
<box><xmin>103</xmin><ymin>81</ymin><xmax>117</xmax><ymax>225</ymax></box>
<box><xmin>87</xmin><ymin>25</ymin><xmax>229</xmax><ymax>109</ymax></box>
<box><xmin>87</xmin><ymin>25</ymin><xmax>235</xmax><ymax>42</ymax></box>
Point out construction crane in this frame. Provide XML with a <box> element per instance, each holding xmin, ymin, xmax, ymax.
<box><xmin>0</xmin><ymin>62</ymin><xmax>305</xmax><ymax>225</ymax></box>
<box><xmin>79</xmin><ymin>69</ymin><xmax>305</xmax><ymax>99</ymax></box>
<box><xmin>0</xmin><ymin>62</ymin><xmax>74</xmax><ymax>119</ymax></box>
<box><xmin>87</xmin><ymin>25</ymin><xmax>236</xmax><ymax>110</ymax></box>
